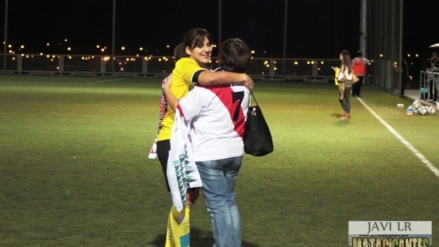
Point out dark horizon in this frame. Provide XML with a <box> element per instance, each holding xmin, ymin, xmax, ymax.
<box><xmin>0</xmin><ymin>0</ymin><xmax>438</xmax><ymax>60</ymax></box>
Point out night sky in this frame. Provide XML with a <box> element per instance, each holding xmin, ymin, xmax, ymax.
<box><xmin>0</xmin><ymin>0</ymin><xmax>438</xmax><ymax>59</ymax></box>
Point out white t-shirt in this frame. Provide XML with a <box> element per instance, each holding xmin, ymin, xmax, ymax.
<box><xmin>338</xmin><ymin>66</ymin><xmax>353</xmax><ymax>81</ymax></box>
<box><xmin>177</xmin><ymin>85</ymin><xmax>250</xmax><ymax>162</ymax></box>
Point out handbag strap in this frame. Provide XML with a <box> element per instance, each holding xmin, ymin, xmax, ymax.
<box><xmin>249</xmin><ymin>91</ymin><xmax>259</xmax><ymax>106</ymax></box>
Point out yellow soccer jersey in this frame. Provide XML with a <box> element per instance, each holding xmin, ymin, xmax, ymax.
<box><xmin>157</xmin><ymin>58</ymin><xmax>206</xmax><ymax>141</ymax></box>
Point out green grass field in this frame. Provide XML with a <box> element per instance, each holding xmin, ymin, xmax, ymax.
<box><xmin>0</xmin><ymin>75</ymin><xmax>438</xmax><ymax>247</ymax></box>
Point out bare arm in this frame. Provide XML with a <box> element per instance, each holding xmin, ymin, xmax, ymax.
<box><xmin>163</xmin><ymin>75</ymin><xmax>178</xmax><ymax>112</ymax></box>
<box><xmin>197</xmin><ymin>70</ymin><xmax>254</xmax><ymax>91</ymax></box>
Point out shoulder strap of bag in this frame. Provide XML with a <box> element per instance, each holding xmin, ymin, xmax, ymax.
<box><xmin>249</xmin><ymin>91</ymin><xmax>259</xmax><ymax>106</ymax></box>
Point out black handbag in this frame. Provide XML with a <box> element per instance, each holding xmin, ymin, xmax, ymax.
<box><xmin>244</xmin><ymin>92</ymin><xmax>274</xmax><ymax>156</ymax></box>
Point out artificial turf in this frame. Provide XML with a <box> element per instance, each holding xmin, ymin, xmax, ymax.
<box><xmin>0</xmin><ymin>75</ymin><xmax>438</xmax><ymax>246</ymax></box>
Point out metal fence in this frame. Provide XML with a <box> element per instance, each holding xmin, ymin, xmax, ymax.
<box><xmin>419</xmin><ymin>70</ymin><xmax>438</xmax><ymax>102</ymax></box>
<box><xmin>367</xmin><ymin>0</ymin><xmax>404</xmax><ymax>96</ymax></box>
<box><xmin>0</xmin><ymin>53</ymin><xmax>341</xmax><ymax>83</ymax></box>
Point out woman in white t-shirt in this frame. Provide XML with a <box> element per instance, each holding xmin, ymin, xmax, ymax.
<box><xmin>164</xmin><ymin>38</ymin><xmax>251</xmax><ymax>247</ymax></box>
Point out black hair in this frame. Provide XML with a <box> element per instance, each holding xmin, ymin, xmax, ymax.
<box><xmin>173</xmin><ymin>42</ymin><xmax>187</xmax><ymax>61</ymax></box>
<box><xmin>218</xmin><ymin>38</ymin><xmax>251</xmax><ymax>73</ymax></box>
<box><xmin>182</xmin><ymin>28</ymin><xmax>213</xmax><ymax>52</ymax></box>
<box><xmin>340</xmin><ymin>50</ymin><xmax>352</xmax><ymax>74</ymax></box>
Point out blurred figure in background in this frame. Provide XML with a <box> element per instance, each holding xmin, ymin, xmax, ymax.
<box><xmin>352</xmin><ymin>51</ymin><xmax>373</xmax><ymax>97</ymax></box>
<box><xmin>431</xmin><ymin>52</ymin><xmax>439</xmax><ymax>104</ymax></box>
<box><xmin>333</xmin><ymin>50</ymin><xmax>353</xmax><ymax>121</ymax></box>
<box><xmin>401</xmin><ymin>58</ymin><xmax>412</xmax><ymax>96</ymax></box>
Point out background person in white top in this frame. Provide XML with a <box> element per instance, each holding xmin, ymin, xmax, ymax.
<box><xmin>164</xmin><ymin>38</ymin><xmax>251</xmax><ymax>247</ymax></box>
<box><xmin>333</xmin><ymin>50</ymin><xmax>354</xmax><ymax>121</ymax></box>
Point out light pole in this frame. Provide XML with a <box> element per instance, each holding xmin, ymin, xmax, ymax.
<box><xmin>4</xmin><ymin>0</ymin><xmax>8</xmax><ymax>71</ymax></box>
<box><xmin>360</xmin><ymin>0</ymin><xmax>367</xmax><ymax>57</ymax></box>
<box><xmin>112</xmin><ymin>0</ymin><xmax>116</xmax><ymax>75</ymax></box>
<box><xmin>282</xmin><ymin>0</ymin><xmax>288</xmax><ymax>79</ymax></box>
<box><xmin>218</xmin><ymin>0</ymin><xmax>222</xmax><ymax>51</ymax></box>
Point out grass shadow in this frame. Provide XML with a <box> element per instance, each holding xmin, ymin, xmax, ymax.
<box><xmin>148</xmin><ymin>226</ymin><xmax>260</xmax><ymax>247</ymax></box>
<box><xmin>330</xmin><ymin>113</ymin><xmax>343</xmax><ymax>118</ymax></box>
<box><xmin>330</xmin><ymin>113</ymin><xmax>352</xmax><ymax>125</ymax></box>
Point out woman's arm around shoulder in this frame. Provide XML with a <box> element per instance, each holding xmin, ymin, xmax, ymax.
<box><xmin>197</xmin><ymin>70</ymin><xmax>254</xmax><ymax>91</ymax></box>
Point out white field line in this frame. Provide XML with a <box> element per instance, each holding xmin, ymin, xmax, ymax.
<box><xmin>86</xmin><ymin>78</ymin><xmax>125</xmax><ymax>85</ymax></box>
<box><xmin>357</xmin><ymin>97</ymin><xmax>439</xmax><ymax>179</ymax></box>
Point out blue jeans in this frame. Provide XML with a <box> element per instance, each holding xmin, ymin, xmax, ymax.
<box><xmin>196</xmin><ymin>156</ymin><xmax>243</xmax><ymax>247</ymax></box>
<box><xmin>339</xmin><ymin>85</ymin><xmax>351</xmax><ymax>113</ymax></box>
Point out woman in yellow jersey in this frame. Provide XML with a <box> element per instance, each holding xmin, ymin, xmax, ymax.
<box><xmin>156</xmin><ymin>28</ymin><xmax>254</xmax><ymax>247</ymax></box>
